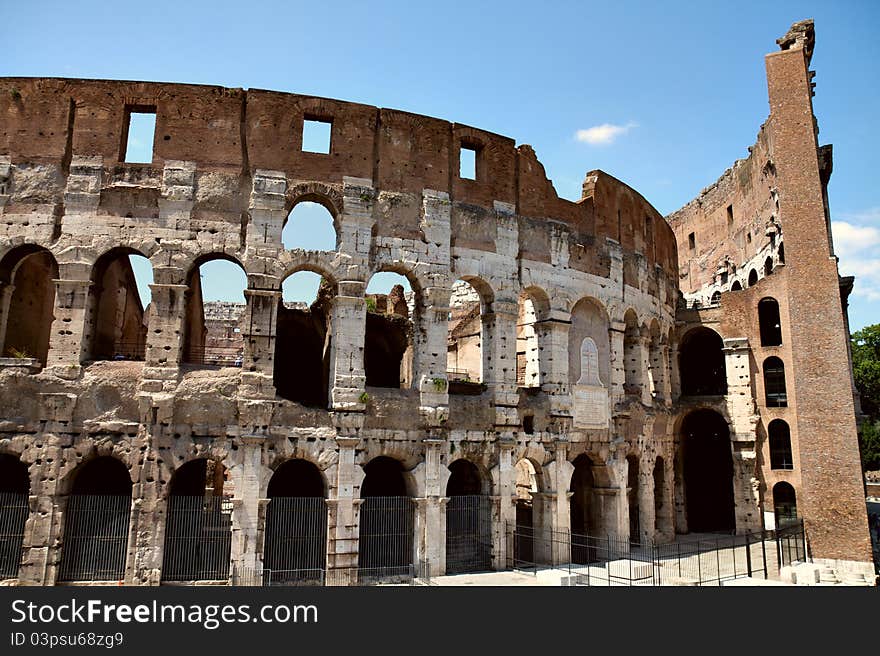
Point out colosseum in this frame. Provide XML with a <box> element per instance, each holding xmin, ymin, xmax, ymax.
<box><xmin>0</xmin><ymin>19</ymin><xmax>874</xmax><ymax>586</ymax></box>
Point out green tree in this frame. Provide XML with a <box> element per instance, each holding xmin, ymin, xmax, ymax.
<box><xmin>852</xmin><ymin>324</ymin><xmax>880</xmax><ymax>470</ymax></box>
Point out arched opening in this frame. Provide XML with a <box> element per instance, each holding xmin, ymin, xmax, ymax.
<box><xmin>569</xmin><ymin>455</ymin><xmax>598</xmax><ymax>563</ymax></box>
<box><xmin>274</xmin><ymin>271</ymin><xmax>333</xmax><ymax>407</ymax></box>
<box><xmin>264</xmin><ymin>459</ymin><xmax>327</xmax><ymax>585</ymax></box>
<box><xmin>58</xmin><ymin>457</ymin><xmax>132</xmax><ymax>582</ymax></box>
<box><xmin>627</xmin><ymin>455</ymin><xmax>640</xmax><ymax>543</ymax></box>
<box><xmin>623</xmin><ymin>310</ymin><xmax>642</xmax><ymax>395</ymax></box>
<box><xmin>758</xmin><ymin>298</ymin><xmax>782</xmax><ymax>346</ymax></box>
<box><xmin>764</xmin><ymin>256</ymin><xmax>773</xmax><ymax>277</ymax></box>
<box><xmin>748</xmin><ymin>269</ymin><xmax>758</xmax><ymax>287</ymax></box>
<box><xmin>773</xmin><ymin>482</ymin><xmax>797</xmax><ymax>528</ymax></box>
<box><xmin>182</xmin><ymin>256</ymin><xmax>247</xmax><ymax>366</ymax></box>
<box><xmin>710</xmin><ymin>291</ymin><xmax>721</xmax><ymax>304</ymax></box>
<box><xmin>516</xmin><ymin>290</ymin><xmax>544</xmax><ymax>388</ymax></box>
<box><xmin>281</xmin><ymin>200</ymin><xmax>337</xmax><ymax>252</ymax></box>
<box><xmin>778</xmin><ymin>243</ymin><xmax>785</xmax><ymax>265</ymax></box>
<box><xmin>161</xmin><ymin>459</ymin><xmax>231</xmax><ymax>582</ymax></box>
<box><xmin>359</xmin><ymin>457</ymin><xmax>413</xmax><ymax>581</ymax></box>
<box><xmin>653</xmin><ymin>457</ymin><xmax>665</xmax><ymax>534</ymax></box>
<box><xmin>514</xmin><ymin>458</ymin><xmax>538</xmax><ymax>565</ymax></box>
<box><xmin>730</xmin><ymin>281</ymin><xmax>742</xmax><ymax>291</ymax></box>
<box><xmin>445</xmin><ymin>460</ymin><xmax>491</xmax><ymax>574</ymax></box>
<box><xmin>679</xmin><ymin>327</ymin><xmax>727</xmax><ymax>396</ymax></box>
<box><xmin>768</xmin><ymin>419</ymin><xmax>793</xmax><ymax>470</ymax></box>
<box><xmin>681</xmin><ymin>409</ymin><xmax>735</xmax><ymax>533</ymax></box>
<box><xmin>647</xmin><ymin>321</ymin><xmax>665</xmax><ymax>401</ymax></box>
<box><xmin>86</xmin><ymin>249</ymin><xmax>152</xmax><ymax>361</ymax></box>
<box><xmin>447</xmin><ymin>279</ymin><xmax>486</xmax><ymax>390</ymax></box>
<box><xmin>0</xmin><ymin>246</ymin><xmax>58</xmax><ymax>364</ymax></box>
<box><xmin>763</xmin><ymin>357</ymin><xmax>787</xmax><ymax>407</ymax></box>
<box><xmin>0</xmin><ymin>454</ymin><xmax>29</xmax><ymax>579</ymax></box>
<box><xmin>364</xmin><ymin>273</ymin><xmax>414</xmax><ymax>389</ymax></box>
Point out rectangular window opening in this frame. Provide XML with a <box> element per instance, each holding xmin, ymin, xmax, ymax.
<box><xmin>688</xmin><ymin>232</ymin><xmax>696</xmax><ymax>251</ymax></box>
<box><xmin>459</xmin><ymin>143</ymin><xmax>477</xmax><ymax>180</ymax></box>
<box><xmin>302</xmin><ymin>118</ymin><xmax>332</xmax><ymax>154</ymax></box>
<box><xmin>726</xmin><ymin>204</ymin><xmax>734</xmax><ymax>228</ymax></box>
<box><xmin>122</xmin><ymin>108</ymin><xmax>157</xmax><ymax>164</ymax></box>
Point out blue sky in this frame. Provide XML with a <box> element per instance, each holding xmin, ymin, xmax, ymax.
<box><xmin>3</xmin><ymin>1</ymin><xmax>877</xmax><ymax>329</ymax></box>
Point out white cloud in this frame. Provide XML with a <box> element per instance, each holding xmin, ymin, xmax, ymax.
<box><xmin>575</xmin><ymin>121</ymin><xmax>638</xmax><ymax>146</ymax></box>
<box><xmin>832</xmin><ymin>219</ymin><xmax>880</xmax><ymax>301</ymax></box>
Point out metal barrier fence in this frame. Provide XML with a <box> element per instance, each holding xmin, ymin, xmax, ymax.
<box><xmin>263</xmin><ymin>497</ymin><xmax>327</xmax><ymax>585</ymax></box>
<box><xmin>508</xmin><ymin>519</ymin><xmax>807</xmax><ymax>586</ymax></box>
<box><xmin>0</xmin><ymin>492</ymin><xmax>28</xmax><ymax>579</ymax></box>
<box><xmin>57</xmin><ymin>494</ymin><xmax>131</xmax><ymax>582</ymax></box>
<box><xmin>358</xmin><ymin>496</ymin><xmax>414</xmax><ymax>582</ymax></box>
<box><xmin>182</xmin><ymin>346</ymin><xmax>243</xmax><ymax>367</ymax></box>
<box><xmin>446</xmin><ymin>495</ymin><xmax>492</xmax><ymax>574</ymax></box>
<box><xmin>161</xmin><ymin>495</ymin><xmax>233</xmax><ymax>582</ymax></box>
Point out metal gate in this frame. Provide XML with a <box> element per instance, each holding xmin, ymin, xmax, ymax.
<box><xmin>58</xmin><ymin>494</ymin><xmax>131</xmax><ymax>582</ymax></box>
<box><xmin>263</xmin><ymin>497</ymin><xmax>327</xmax><ymax>585</ymax></box>
<box><xmin>446</xmin><ymin>495</ymin><xmax>492</xmax><ymax>574</ymax></box>
<box><xmin>0</xmin><ymin>492</ymin><xmax>28</xmax><ymax>579</ymax></box>
<box><xmin>777</xmin><ymin>519</ymin><xmax>806</xmax><ymax>568</ymax></box>
<box><xmin>358</xmin><ymin>496</ymin><xmax>414</xmax><ymax>581</ymax></box>
<box><xmin>161</xmin><ymin>496</ymin><xmax>232</xmax><ymax>581</ymax></box>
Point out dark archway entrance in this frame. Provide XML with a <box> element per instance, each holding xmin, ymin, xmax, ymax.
<box><xmin>264</xmin><ymin>459</ymin><xmax>327</xmax><ymax>585</ymax></box>
<box><xmin>681</xmin><ymin>410</ymin><xmax>735</xmax><ymax>533</ymax></box>
<box><xmin>679</xmin><ymin>328</ymin><xmax>727</xmax><ymax>396</ymax></box>
<box><xmin>569</xmin><ymin>455</ymin><xmax>598</xmax><ymax>563</ymax></box>
<box><xmin>0</xmin><ymin>454</ymin><xmax>29</xmax><ymax>579</ymax></box>
<box><xmin>445</xmin><ymin>460</ymin><xmax>491</xmax><ymax>574</ymax></box>
<box><xmin>58</xmin><ymin>457</ymin><xmax>132</xmax><ymax>582</ymax></box>
<box><xmin>161</xmin><ymin>459</ymin><xmax>231</xmax><ymax>582</ymax></box>
<box><xmin>358</xmin><ymin>457</ymin><xmax>413</xmax><ymax>581</ymax></box>
<box><xmin>0</xmin><ymin>246</ymin><xmax>58</xmax><ymax>365</ymax></box>
<box><xmin>627</xmin><ymin>455</ymin><xmax>640</xmax><ymax>543</ymax></box>
<box><xmin>773</xmin><ymin>482</ymin><xmax>798</xmax><ymax>528</ymax></box>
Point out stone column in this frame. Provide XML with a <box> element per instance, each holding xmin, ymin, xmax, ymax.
<box><xmin>609</xmin><ymin>322</ymin><xmax>626</xmax><ymax>406</ymax></box>
<box><xmin>493</xmin><ymin>437</ymin><xmax>517</xmax><ymax>570</ymax></box>
<box><xmin>239</xmin><ymin>287</ymin><xmax>280</xmax><ymax>400</ymax></box>
<box><xmin>544</xmin><ymin>441</ymin><xmax>573</xmax><ymax>564</ymax></box>
<box><xmin>329</xmin><ymin>281</ymin><xmax>367</xmax><ymax>412</ymax></box>
<box><xmin>326</xmin><ymin>436</ymin><xmax>361</xmax><ymax>585</ymax></box>
<box><xmin>17</xmin><ymin>436</ymin><xmax>64</xmax><ymax>585</ymax></box>
<box><xmin>230</xmin><ymin>434</ymin><xmax>266</xmax><ymax>581</ymax></box>
<box><xmin>659</xmin><ymin>342</ymin><xmax>672</xmax><ymax>406</ymax></box>
<box><xmin>537</xmin><ymin>310</ymin><xmax>571</xmax><ymax>418</ymax></box>
<box><xmin>0</xmin><ymin>280</ymin><xmax>14</xmax><ymax>351</ymax></box>
<box><xmin>128</xmin><ymin>434</ymin><xmax>164</xmax><ymax>585</ymax></box>
<box><xmin>669</xmin><ymin>340</ymin><xmax>681</xmax><ymax>401</ymax></box>
<box><xmin>141</xmin><ymin>280</ymin><xmax>186</xmax><ymax>386</ymax></box>
<box><xmin>639</xmin><ymin>332</ymin><xmax>652</xmax><ymax>405</ymax></box>
<box><xmin>44</xmin><ymin>266</ymin><xmax>92</xmax><ymax>377</ymax></box>
<box><xmin>417</xmin><ymin>286</ymin><xmax>451</xmax><ymax>425</ymax></box>
<box><xmin>483</xmin><ymin>299</ymin><xmax>519</xmax><ymax>427</ymax></box>
<box><xmin>637</xmin><ymin>465</ymin><xmax>655</xmax><ymax>544</ymax></box>
<box><xmin>421</xmin><ymin>438</ymin><xmax>444</xmax><ymax>575</ymax></box>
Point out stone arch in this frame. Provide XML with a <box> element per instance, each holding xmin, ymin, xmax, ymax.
<box><xmin>445</xmin><ymin>459</ymin><xmax>492</xmax><ymax>574</ymax></box>
<box><xmin>748</xmin><ymin>269</ymin><xmax>758</xmax><ymax>287</ymax></box>
<box><xmin>768</xmin><ymin>419</ymin><xmax>793</xmax><ymax>470</ymax></box>
<box><xmin>263</xmin><ymin>459</ymin><xmax>328</xmax><ymax>584</ymax></box>
<box><xmin>285</xmin><ymin>183</ymin><xmax>342</xmax><ymax>223</ymax></box>
<box><xmin>0</xmin><ymin>244</ymin><xmax>58</xmax><ymax>364</ymax></box>
<box><xmin>763</xmin><ymin>356</ymin><xmax>787</xmax><ymax>407</ymax></box>
<box><xmin>772</xmin><ymin>482</ymin><xmax>797</xmax><ymax>528</ymax></box>
<box><xmin>282</xmin><ymin>195</ymin><xmax>338</xmax><ymax>252</ymax></box>
<box><xmin>364</xmin><ymin>269</ymin><xmax>418</xmax><ymax>389</ymax></box>
<box><xmin>679</xmin><ymin>409</ymin><xmax>735</xmax><ymax>533</ymax></box>
<box><xmin>447</xmin><ymin>277</ymin><xmax>492</xmax><ymax>385</ymax></box>
<box><xmin>0</xmin><ymin>454</ymin><xmax>30</xmax><ymax>579</ymax></box>
<box><xmin>517</xmin><ymin>286</ymin><xmax>549</xmax><ymax>388</ymax></box>
<box><xmin>84</xmin><ymin>246</ymin><xmax>152</xmax><ymax>362</ymax></box>
<box><xmin>679</xmin><ymin>327</ymin><xmax>727</xmax><ymax>396</ymax></box>
<box><xmin>58</xmin><ymin>456</ymin><xmax>133</xmax><ymax>582</ymax></box>
<box><xmin>758</xmin><ymin>297</ymin><xmax>782</xmax><ymax>346</ymax></box>
<box><xmin>161</xmin><ymin>458</ymin><xmax>232</xmax><ymax>582</ymax></box>
<box><xmin>764</xmin><ymin>256</ymin><xmax>774</xmax><ymax>277</ymax></box>
<box><xmin>358</xmin><ymin>456</ymin><xmax>415</xmax><ymax>580</ymax></box>
<box><xmin>622</xmin><ymin>308</ymin><xmax>642</xmax><ymax>395</ymax></box>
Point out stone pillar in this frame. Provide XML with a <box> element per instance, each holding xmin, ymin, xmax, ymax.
<box><xmin>0</xmin><ymin>280</ymin><xmax>14</xmax><ymax>351</ymax></box>
<box><xmin>417</xmin><ymin>286</ymin><xmax>451</xmax><ymax>426</ymax></box>
<box><xmin>609</xmin><ymin>322</ymin><xmax>626</xmax><ymax>406</ymax></box>
<box><xmin>17</xmin><ymin>436</ymin><xmax>64</xmax><ymax>585</ymax></box>
<box><xmin>326</xmin><ymin>436</ymin><xmax>361</xmax><ymax>585</ymax></box>
<box><xmin>44</xmin><ymin>267</ymin><xmax>92</xmax><ymax>376</ymax></box>
<box><xmin>143</xmin><ymin>280</ymin><xmax>186</xmax><ymax>367</ymax></box>
<box><xmin>669</xmin><ymin>341</ymin><xmax>681</xmax><ymax>401</ymax></box>
<box><xmin>493</xmin><ymin>438</ymin><xmax>517</xmax><ymax>570</ymax></box>
<box><xmin>248</xmin><ymin>170</ymin><xmax>287</xmax><ymax>248</ymax></box>
<box><xmin>484</xmin><ymin>299</ymin><xmax>519</xmax><ymax>426</ymax></box>
<box><xmin>723</xmin><ymin>337</ymin><xmax>761</xmax><ymax>534</ymax></box>
<box><xmin>128</xmin><ymin>433</ymin><xmax>164</xmax><ymax>585</ymax></box>
<box><xmin>659</xmin><ymin>342</ymin><xmax>673</xmax><ymax>406</ymax></box>
<box><xmin>537</xmin><ymin>310</ymin><xmax>571</xmax><ymax>418</ymax></box>
<box><xmin>230</xmin><ymin>434</ymin><xmax>266</xmax><ymax>580</ymax></box>
<box><xmin>544</xmin><ymin>441</ymin><xmax>573</xmax><ymax>564</ymax></box>
<box><xmin>329</xmin><ymin>281</ymin><xmax>367</xmax><ymax>412</ymax></box>
<box><xmin>637</xmin><ymin>465</ymin><xmax>655</xmax><ymax>544</ymax></box>
<box><xmin>639</xmin><ymin>332</ymin><xmax>652</xmax><ymax>405</ymax></box>
<box><xmin>420</xmin><ymin>438</ymin><xmax>444</xmax><ymax>576</ymax></box>
<box><xmin>239</xmin><ymin>287</ymin><xmax>279</xmax><ymax>399</ymax></box>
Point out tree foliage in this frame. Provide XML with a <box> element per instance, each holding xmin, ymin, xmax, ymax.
<box><xmin>852</xmin><ymin>324</ymin><xmax>880</xmax><ymax>470</ymax></box>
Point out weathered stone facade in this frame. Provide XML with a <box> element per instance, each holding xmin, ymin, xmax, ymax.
<box><xmin>0</xmin><ymin>19</ymin><xmax>872</xmax><ymax>585</ymax></box>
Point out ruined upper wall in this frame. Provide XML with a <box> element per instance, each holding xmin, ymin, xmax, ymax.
<box><xmin>0</xmin><ymin>77</ymin><xmax>677</xmax><ymax>277</ymax></box>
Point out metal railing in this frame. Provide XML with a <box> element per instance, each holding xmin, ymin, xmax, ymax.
<box><xmin>0</xmin><ymin>492</ymin><xmax>28</xmax><ymax>579</ymax></box>
<box><xmin>57</xmin><ymin>494</ymin><xmax>131</xmax><ymax>582</ymax></box>
<box><xmin>446</xmin><ymin>495</ymin><xmax>493</xmax><ymax>574</ymax></box>
<box><xmin>161</xmin><ymin>495</ymin><xmax>233</xmax><ymax>582</ymax></box>
<box><xmin>508</xmin><ymin>519</ymin><xmax>807</xmax><ymax>586</ymax></box>
<box><xmin>262</xmin><ymin>497</ymin><xmax>327</xmax><ymax>585</ymax></box>
<box><xmin>182</xmin><ymin>346</ymin><xmax>243</xmax><ymax>367</ymax></box>
<box><xmin>358</xmin><ymin>496</ymin><xmax>415</xmax><ymax>580</ymax></box>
